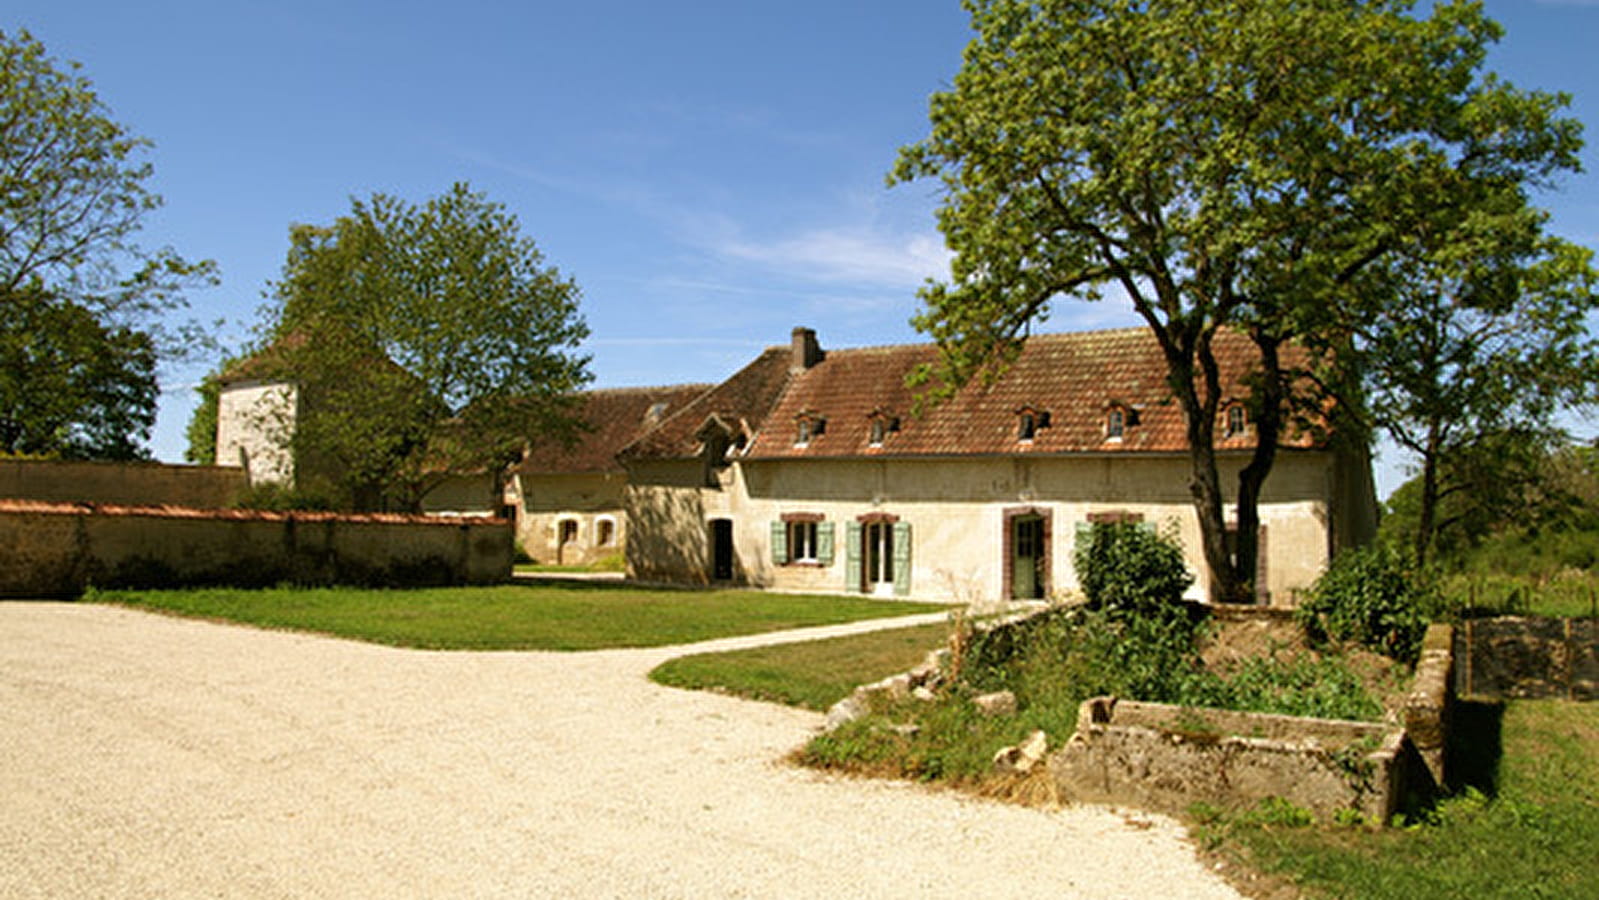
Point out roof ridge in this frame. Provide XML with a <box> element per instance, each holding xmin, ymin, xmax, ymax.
<box><xmin>812</xmin><ymin>325</ymin><xmax>1155</xmax><ymax>359</ymax></box>
<box><xmin>581</xmin><ymin>383</ymin><xmax>715</xmax><ymax>396</ymax></box>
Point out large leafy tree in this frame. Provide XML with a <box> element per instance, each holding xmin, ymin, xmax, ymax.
<box><xmin>0</xmin><ymin>29</ymin><xmax>213</xmax><ymax>458</ymax></box>
<box><xmin>894</xmin><ymin>0</ymin><xmax>1583</xmax><ymax>601</ymax></box>
<box><xmin>260</xmin><ymin>182</ymin><xmax>591</xmax><ymax>512</ymax></box>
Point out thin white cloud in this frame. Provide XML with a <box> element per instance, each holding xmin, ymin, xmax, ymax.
<box><xmin>713</xmin><ymin>228</ymin><xmax>952</xmax><ymax>288</ymax></box>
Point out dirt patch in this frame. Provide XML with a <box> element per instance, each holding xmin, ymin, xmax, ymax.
<box><xmin>1199</xmin><ymin>611</ymin><xmax>1413</xmax><ymax>712</ymax></box>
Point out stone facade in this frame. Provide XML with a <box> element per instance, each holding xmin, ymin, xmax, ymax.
<box><xmin>215</xmin><ymin>378</ymin><xmax>298</xmax><ymax>486</ymax></box>
<box><xmin>508</xmin><ymin>386</ymin><xmax>709</xmax><ymax>567</ymax></box>
<box><xmin>509</xmin><ymin>471</ymin><xmax>627</xmax><ymax>566</ymax></box>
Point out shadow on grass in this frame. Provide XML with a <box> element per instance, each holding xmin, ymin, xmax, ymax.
<box><xmin>1446</xmin><ymin>698</ymin><xmax>1505</xmax><ymax>798</ymax></box>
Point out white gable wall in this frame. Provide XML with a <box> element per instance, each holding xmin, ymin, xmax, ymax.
<box><xmin>216</xmin><ymin>380</ymin><xmax>298</xmax><ymax>487</ymax></box>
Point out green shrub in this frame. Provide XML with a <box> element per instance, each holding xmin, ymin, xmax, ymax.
<box><xmin>231</xmin><ymin>482</ymin><xmax>339</xmax><ymax>512</ymax></box>
<box><xmin>1297</xmin><ymin>544</ymin><xmax>1437</xmax><ymax>663</ymax></box>
<box><xmin>1073</xmin><ymin>520</ymin><xmax>1195</xmax><ymax>623</ymax></box>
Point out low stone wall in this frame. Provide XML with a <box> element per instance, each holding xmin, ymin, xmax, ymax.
<box><xmin>1454</xmin><ymin>616</ymin><xmax>1598</xmax><ymax>701</ymax></box>
<box><xmin>1049</xmin><ymin>698</ymin><xmax>1415</xmax><ymax>822</ymax></box>
<box><xmin>0</xmin><ymin>501</ymin><xmax>512</xmax><ymax>596</ymax></box>
<box><xmin>1404</xmin><ymin>624</ymin><xmax>1455</xmax><ymax>785</ymax></box>
<box><xmin>0</xmin><ymin>458</ymin><xmax>247</xmax><ymax>508</ymax></box>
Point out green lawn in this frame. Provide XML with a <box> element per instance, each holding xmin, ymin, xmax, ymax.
<box><xmin>90</xmin><ymin>582</ymin><xmax>935</xmax><ymax>651</ymax></box>
<box><xmin>650</xmin><ymin>621</ymin><xmax>952</xmax><ymax>710</ymax></box>
<box><xmin>1202</xmin><ymin>699</ymin><xmax>1599</xmax><ymax>900</ymax></box>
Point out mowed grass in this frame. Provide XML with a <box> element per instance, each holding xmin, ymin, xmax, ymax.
<box><xmin>91</xmin><ymin>581</ymin><xmax>936</xmax><ymax>651</ymax></box>
<box><xmin>1205</xmin><ymin>699</ymin><xmax>1599</xmax><ymax>900</ymax></box>
<box><xmin>650</xmin><ymin>621</ymin><xmax>952</xmax><ymax>710</ymax></box>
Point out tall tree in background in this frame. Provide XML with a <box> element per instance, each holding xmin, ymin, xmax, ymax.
<box><xmin>1350</xmin><ymin>220</ymin><xmax>1598</xmax><ymax>566</ymax></box>
<box><xmin>261</xmin><ymin>182</ymin><xmax>591</xmax><ymax>511</ymax></box>
<box><xmin>0</xmin><ymin>29</ymin><xmax>214</xmax><ymax>458</ymax></box>
<box><xmin>893</xmin><ymin>0</ymin><xmax>1584</xmax><ymax>600</ymax></box>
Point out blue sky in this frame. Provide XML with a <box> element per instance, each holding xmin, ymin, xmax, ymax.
<box><xmin>8</xmin><ymin>0</ymin><xmax>1599</xmax><ymax>496</ymax></box>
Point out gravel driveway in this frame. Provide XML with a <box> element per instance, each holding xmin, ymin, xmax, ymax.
<box><xmin>1</xmin><ymin>603</ymin><xmax>1242</xmax><ymax>899</ymax></box>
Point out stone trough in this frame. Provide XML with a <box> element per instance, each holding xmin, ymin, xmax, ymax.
<box><xmin>1048</xmin><ymin>697</ymin><xmax>1420</xmax><ymax>822</ymax></box>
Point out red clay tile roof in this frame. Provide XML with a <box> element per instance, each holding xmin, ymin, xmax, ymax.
<box><xmin>516</xmin><ymin>385</ymin><xmax>713</xmax><ymax>474</ymax></box>
<box><xmin>619</xmin><ymin>348</ymin><xmax>795</xmax><ymax>461</ymax></box>
<box><xmin>744</xmin><ymin>327</ymin><xmax>1322</xmax><ymax>460</ymax></box>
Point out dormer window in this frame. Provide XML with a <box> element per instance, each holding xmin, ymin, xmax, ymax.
<box><xmin>1015</xmin><ymin>407</ymin><xmax>1051</xmax><ymax>442</ymax></box>
<box><xmin>867</xmin><ymin>409</ymin><xmax>900</xmax><ymax>447</ymax></box>
<box><xmin>1224</xmin><ymin>403</ymin><xmax>1248</xmax><ymax>438</ymax></box>
<box><xmin>795</xmin><ymin>411</ymin><xmax>826</xmax><ymax>447</ymax></box>
<box><xmin>1104</xmin><ymin>402</ymin><xmax>1138</xmax><ymax>441</ymax></box>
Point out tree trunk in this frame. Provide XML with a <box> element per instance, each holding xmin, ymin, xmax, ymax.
<box><xmin>1168</xmin><ymin>333</ymin><xmax>1248</xmax><ymax>604</ymax></box>
<box><xmin>1415</xmin><ymin>423</ymin><xmax>1442</xmax><ymax>569</ymax></box>
<box><xmin>1232</xmin><ymin>333</ymin><xmax>1285</xmax><ymax>604</ymax></box>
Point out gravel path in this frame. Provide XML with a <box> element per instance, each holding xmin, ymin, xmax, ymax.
<box><xmin>0</xmin><ymin>603</ymin><xmax>1243</xmax><ymax>899</ymax></box>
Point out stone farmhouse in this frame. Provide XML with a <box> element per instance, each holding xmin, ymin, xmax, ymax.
<box><xmin>504</xmin><ymin>385</ymin><xmax>708</xmax><ymax>566</ymax></box>
<box><xmin>214</xmin><ymin>325</ymin><xmax>1376</xmax><ymax>603</ymax></box>
<box><xmin>619</xmin><ymin>327</ymin><xmax>1377</xmax><ymax>605</ymax></box>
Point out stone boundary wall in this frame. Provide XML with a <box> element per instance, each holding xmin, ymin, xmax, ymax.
<box><xmin>0</xmin><ymin>501</ymin><xmax>511</xmax><ymax>596</ymax></box>
<box><xmin>1453</xmin><ymin>616</ymin><xmax>1598</xmax><ymax>701</ymax></box>
<box><xmin>0</xmin><ymin>459</ymin><xmax>247</xmax><ymax>509</ymax></box>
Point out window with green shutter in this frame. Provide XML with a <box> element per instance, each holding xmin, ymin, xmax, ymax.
<box><xmin>844</xmin><ymin>521</ymin><xmax>863</xmax><ymax>591</ymax></box>
<box><xmin>892</xmin><ymin>521</ymin><xmax>912</xmax><ymax>596</ymax></box>
<box><xmin>770</xmin><ymin>520</ymin><xmax>787</xmax><ymax>565</ymax></box>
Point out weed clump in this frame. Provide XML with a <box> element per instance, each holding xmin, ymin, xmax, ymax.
<box><xmin>802</xmin><ymin>522</ymin><xmax>1390</xmax><ymax>789</ymax></box>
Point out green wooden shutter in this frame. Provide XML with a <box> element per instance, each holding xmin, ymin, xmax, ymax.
<box><xmin>892</xmin><ymin>521</ymin><xmax>912</xmax><ymax>596</ymax></box>
<box><xmin>845</xmin><ymin>521</ymin><xmax>863</xmax><ymax>592</ymax></box>
<box><xmin>770</xmin><ymin>521</ymin><xmax>787</xmax><ymax>565</ymax></box>
<box><xmin>816</xmin><ymin>521</ymin><xmax>835</xmax><ymax>566</ymax></box>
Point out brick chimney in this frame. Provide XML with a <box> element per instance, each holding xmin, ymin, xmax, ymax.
<box><xmin>791</xmin><ymin>327</ymin><xmax>823</xmax><ymax>373</ymax></box>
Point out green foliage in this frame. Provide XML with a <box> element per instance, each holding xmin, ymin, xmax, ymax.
<box><xmin>259</xmin><ymin>182</ymin><xmax>590</xmax><ymax>511</ymax></box>
<box><xmin>1073</xmin><ymin>521</ymin><xmax>1194</xmax><ymax>622</ymax></box>
<box><xmin>1298</xmin><ymin>544</ymin><xmax>1437</xmax><ymax>663</ymax></box>
<box><xmin>1384</xmin><ymin>438</ymin><xmax>1599</xmax><ymax>580</ymax></box>
<box><xmin>0</xmin><ymin>29</ymin><xmax>215</xmax><ymax>459</ymax></box>
<box><xmin>0</xmin><ymin>287</ymin><xmax>157</xmax><ymax>458</ymax></box>
<box><xmin>229</xmin><ymin>481</ymin><xmax>339</xmax><ymax>512</ymax></box>
<box><xmin>893</xmin><ymin>0</ymin><xmax>1583</xmax><ymax>602</ymax></box>
<box><xmin>182</xmin><ymin>365</ymin><xmax>231</xmax><ymax>465</ymax></box>
<box><xmin>1213</xmin><ymin>654</ymin><xmax>1385</xmax><ymax>722</ymax></box>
